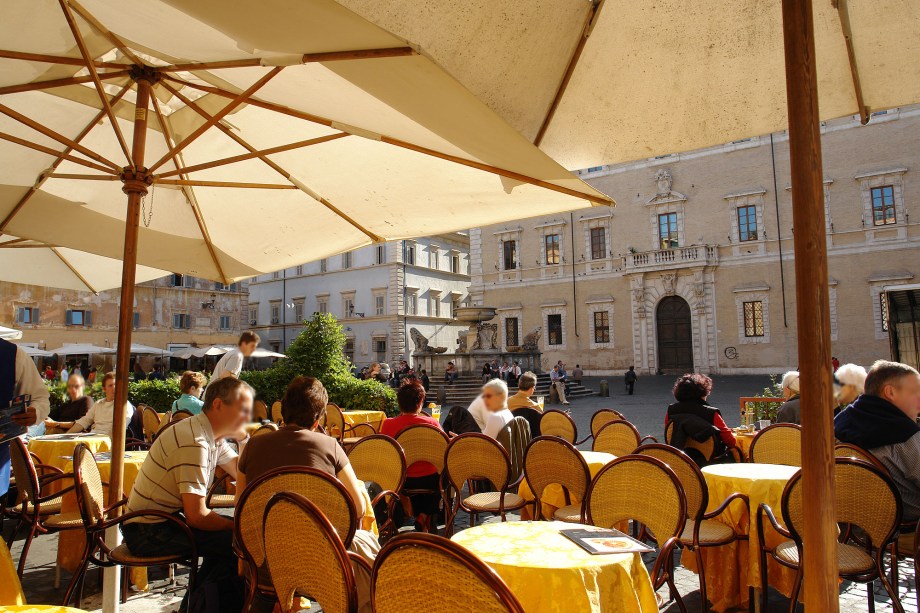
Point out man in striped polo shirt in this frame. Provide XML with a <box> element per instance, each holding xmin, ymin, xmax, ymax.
<box><xmin>122</xmin><ymin>377</ymin><xmax>252</xmax><ymax>610</ymax></box>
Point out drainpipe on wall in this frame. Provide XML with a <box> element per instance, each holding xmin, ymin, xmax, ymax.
<box><xmin>570</xmin><ymin>212</ymin><xmax>579</xmax><ymax>338</ymax></box>
<box><xmin>770</xmin><ymin>133</ymin><xmax>789</xmax><ymax>328</ymax></box>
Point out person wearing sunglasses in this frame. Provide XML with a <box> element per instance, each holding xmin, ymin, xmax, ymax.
<box><xmin>44</xmin><ymin>372</ymin><xmax>92</xmax><ymax>433</ymax></box>
<box><xmin>481</xmin><ymin>378</ymin><xmax>514</xmax><ymax>440</ymax></box>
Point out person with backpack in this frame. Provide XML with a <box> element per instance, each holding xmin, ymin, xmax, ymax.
<box><xmin>625</xmin><ymin>366</ymin><xmax>638</xmax><ymax>395</ymax></box>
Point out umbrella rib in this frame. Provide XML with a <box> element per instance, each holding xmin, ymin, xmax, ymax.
<box><xmin>834</xmin><ymin>0</ymin><xmax>869</xmax><ymax>125</ymax></box>
<box><xmin>58</xmin><ymin>0</ymin><xmax>132</xmax><ymax>166</ymax></box>
<box><xmin>50</xmin><ymin>246</ymin><xmax>98</xmax><ymax>294</ymax></box>
<box><xmin>0</xmin><ymin>70</ymin><xmax>131</xmax><ymax>96</ymax></box>
<box><xmin>0</xmin><ymin>83</ymin><xmax>131</xmax><ymax>234</ymax></box>
<box><xmin>66</xmin><ymin>0</ymin><xmax>145</xmax><ymax>66</ymax></box>
<box><xmin>45</xmin><ymin>173</ymin><xmax>119</xmax><ymax>181</ymax></box>
<box><xmin>162</xmin><ymin>76</ymin><xmax>611</xmax><ymax>206</ymax></box>
<box><xmin>149</xmin><ymin>94</ymin><xmax>230</xmax><ymax>285</ymax></box>
<box><xmin>156</xmin><ymin>179</ymin><xmax>298</xmax><ymax>189</ymax></box>
<box><xmin>159</xmin><ymin>80</ymin><xmax>386</xmax><ymax>243</ymax></box>
<box><xmin>0</xmin><ymin>48</ymin><xmax>128</xmax><ymax>69</ymax></box>
<box><xmin>147</xmin><ymin>67</ymin><xmax>283</xmax><ymax>173</ymax></box>
<box><xmin>155</xmin><ymin>47</ymin><xmax>416</xmax><ymax>72</ymax></box>
<box><xmin>0</xmin><ymin>131</ymin><xmax>117</xmax><ymax>174</ymax></box>
<box><xmin>534</xmin><ymin>0</ymin><xmax>605</xmax><ymax>147</ymax></box>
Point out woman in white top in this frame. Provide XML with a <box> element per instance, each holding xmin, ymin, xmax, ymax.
<box><xmin>481</xmin><ymin>379</ymin><xmax>514</xmax><ymax>439</ymax></box>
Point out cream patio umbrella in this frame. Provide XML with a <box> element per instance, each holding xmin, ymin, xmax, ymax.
<box><xmin>0</xmin><ymin>2</ymin><xmax>608</xmax><ymax>608</ymax></box>
<box><xmin>344</xmin><ymin>1</ymin><xmax>920</xmax><ymax>607</ymax></box>
<box><xmin>0</xmin><ymin>325</ymin><xmax>23</xmax><ymax>340</ymax></box>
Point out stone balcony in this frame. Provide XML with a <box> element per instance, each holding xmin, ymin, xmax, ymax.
<box><xmin>624</xmin><ymin>245</ymin><xmax>720</xmax><ymax>271</ymax></box>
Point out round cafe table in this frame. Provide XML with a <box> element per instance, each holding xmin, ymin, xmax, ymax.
<box><xmin>342</xmin><ymin>410</ymin><xmax>387</xmax><ymax>432</ymax></box>
<box><xmin>517</xmin><ymin>451</ymin><xmax>615</xmax><ymax>520</ymax></box>
<box><xmin>453</xmin><ymin>521</ymin><xmax>657</xmax><ymax>613</ymax></box>
<box><xmin>27</xmin><ymin>434</ymin><xmax>111</xmax><ymax>474</ymax></box>
<box><xmin>681</xmin><ymin>463</ymin><xmax>800</xmax><ymax>613</ymax></box>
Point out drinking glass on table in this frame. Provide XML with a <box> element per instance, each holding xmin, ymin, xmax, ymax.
<box><xmin>536</xmin><ymin>396</ymin><xmax>545</xmax><ymax>410</ymax></box>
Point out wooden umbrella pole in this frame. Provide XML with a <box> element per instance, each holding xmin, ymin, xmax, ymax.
<box><xmin>781</xmin><ymin>0</ymin><xmax>839</xmax><ymax>610</ymax></box>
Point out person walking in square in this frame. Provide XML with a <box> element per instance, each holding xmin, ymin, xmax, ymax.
<box><xmin>625</xmin><ymin>366</ymin><xmax>638</xmax><ymax>395</ymax></box>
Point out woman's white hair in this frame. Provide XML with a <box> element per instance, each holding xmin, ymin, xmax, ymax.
<box><xmin>836</xmin><ymin>363</ymin><xmax>868</xmax><ymax>393</ymax></box>
<box><xmin>482</xmin><ymin>378</ymin><xmax>509</xmax><ymax>399</ymax></box>
<box><xmin>781</xmin><ymin>371</ymin><xmax>800</xmax><ymax>394</ymax></box>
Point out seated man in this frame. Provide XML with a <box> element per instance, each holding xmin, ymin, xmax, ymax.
<box><xmin>67</xmin><ymin>371</ymin><xmax>135</xmax><ymax>438</ymax></box>
<box><xmin>122</xmin><ymin>377</ymin><xmax>251</xmax><ymax>611</ymax></box>
<box><xmin>507</xmin><ymin>372</ymin><xmax>542</xmax><ymax>412</ymax></box>
<box><xmin>835</xmin><ymin>360</ymin><xmax>920</xmax><ymax>520</ymax></box>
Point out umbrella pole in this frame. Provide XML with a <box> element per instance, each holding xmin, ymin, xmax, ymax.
<box><xmin>103</xmin><ymin>70</ymin><xmax>153</xmax><ymax>613</ymax></box>
<box><xmin>781</xmin><ymin>0</ymin><xmax>839</xmax><ymax>610</ymax></box>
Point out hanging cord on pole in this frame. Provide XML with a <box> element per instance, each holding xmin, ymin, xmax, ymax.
<box><xmin>141</xmin><ymin>184</ymin><xmax>154</xmax><ymax>227</ymax></box>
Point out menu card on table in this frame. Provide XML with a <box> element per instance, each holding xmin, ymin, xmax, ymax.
<box><xmin>560</xmin><ymin>527</ymin><xmax>654</xmax><ymax>555</ymax></box>
<box><xmin>0</xmin><ymin>394</ymin><xmax>29</xmax><ymax>444</ymax></box>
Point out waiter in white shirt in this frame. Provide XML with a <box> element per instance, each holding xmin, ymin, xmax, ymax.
<box><xmin>208</xmin><ymin>331</ymin><xmax>260</xmax><ymax>387</ymax></box>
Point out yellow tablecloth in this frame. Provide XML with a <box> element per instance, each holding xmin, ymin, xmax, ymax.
<box><xmin>0</xmin><ymin>607</ymin><xmax>90</xmax><ymax>612</ymax></box>
<box><xmin>681</xmin><ymin>463</ymin><xmax>800</xmax><ymax>612</ymax></box>
<box><xmin>0</xmin><ymin>540</ymin><xmax>25</xmax><ymax>606</ymax></box>
<box><xmin>734</xmin><ymin>433</ymin><xmax>755</xmax><ymax>459</ymax></box>
<box><xmin>343</xmin><ymin>410</ymin><xmax>387</xmax><ymax>432</ymax></box>
<box><xmin>518</xmin><ymin>451</ymin><xmax>616</xmax><ymax>521</ymax></box>
<box><xmin>58</xmin><ymin>452</ymin><xmax>149</xmax><ymax>589</ymax></box>
<box><xmin>27</xmin><ymin>435</ymin><xmax>111</xmax><ymax>475</ymax></box>
<box><xmin>452</xmin><ymin>521</ymin><xmax>657</xmax><ymax>613</ymax></box>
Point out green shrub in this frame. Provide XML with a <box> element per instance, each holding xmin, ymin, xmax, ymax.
<box><xmin>744</xmin><ymin>375</ymin><xmax>786</xmax><ymax>423</ymax></box>
<box><xmin>44</xmin><ymin>377</ymin><xmax>182</xmax><ymax>412</ymax></box>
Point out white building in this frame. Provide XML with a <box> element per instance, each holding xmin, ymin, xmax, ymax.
<box><xmin>247</xmin><ymin>234</ymin><xmax>471</xmax><ymax>368</ymax></box>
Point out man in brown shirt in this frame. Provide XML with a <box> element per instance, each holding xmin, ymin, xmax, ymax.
<box><xmin>507</xmin><ymin>372</ymin><xmax>542</xmax><ymax>412</ymax></box>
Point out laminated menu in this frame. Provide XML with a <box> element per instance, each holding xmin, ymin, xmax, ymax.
<box><xmin>0</xmin><ymin>394</ymin><xmax>29</xmax><ymax>444</ymax></box>
<box><xmin>560</xmin><ymin>527</ymin><xmax>654</xmax><ymax>555</ymax></box>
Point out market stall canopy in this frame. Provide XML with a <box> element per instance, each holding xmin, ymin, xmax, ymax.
<box><xmin>0</xmin><ymin>325</ymin><xmax>23</xmax><ymax>340</ymax></box>
<box><xmin>342</xmin><ymin>0</ymin><xmax>920</xmax><ymax>169</ymax></box>
<box><xmin>47</xmin><ymin>343</ymin><xmax>114</xmax><ymax>355</ymax></box>
<box><xmin>170</xmin><ymin>345</ymin><xmax>286</xmax><ymax>359</ymax></box>
<box><xmin>0</xmin><ymin>235</ymin><xmax>168</xmax><ymax>293</ymax></box>
<box><xmin>14</xmin><ymin>344</ymin><xmax>53</xmax><ymax>357</ymax></box>
<box><xmin>113</xmin><ymin>343</ymin><xmax>171</xmax><ymax>355</ymax></box>
<box><xmin>0</xmin><ymin>0</ymin><xmax>610</xmax><ymax>284</ymax></box>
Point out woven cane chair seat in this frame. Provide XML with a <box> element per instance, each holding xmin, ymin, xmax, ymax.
<box><xmin>20</xmin><ymin>496</ymin><xmax>64</xmax><ymax>515</ymax></box>
<box><xmin>43</xmin><ymin>513</ymin><xmax>85</xmax><ymax>528</ymax></box>
<box><xmin>553</xmin><ymin>504</ymin><xmax>582</xmax><ymax>523</ymax></box>
<box><xmin>208</xmin><ymin>494</ymin><xmax>236</xmax><ymax>509</ymax></box>
<box><xmin>109</xmin><ymin>543</ymin><xmax>182</xmax><ymax>566</ymax></box>
<box><xmin>464</xmin><ymin>491</ymin><xmax>525</xmax><ymax>512</ymax></box>
<box><xmin>681</xmin><ymin>519</ymin><xmax>735</xmax><ymax>544</ymax></box>
<box><xmin>773</xmin><ymin>540</ymin><xmax>874</xmax><ymax>574</ymax></box>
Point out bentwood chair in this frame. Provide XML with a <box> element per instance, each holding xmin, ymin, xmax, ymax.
<box><xmin>5</xmin><ymin>438</ymin><xmax>81</xmax><ymax>577</ymax></box>
<box><xmin>371</xmin><ymin>532</ymin><xmax>526</xmax><ymax>613</ymax></box>
<box><xmin>235</xmin><ymin>467</ymin><xmax>357</xmax><ymax>613</ymax></box>
<box><xmin>509</xmin><ymin>406</ymin><xmax>542</xmax><ymax>437</ymax></box>
<box><xmin>834</xmin><ymin>443</ymin><xmax>887</xmax><ymax>472</ymax></box>
<box><xmin>170</xmin><ymin>408</ymin><xmax>195</xmax><ymax>422</ymax></box>
<box><xmin>590</xmin><ymin>409</ymin><xmax>626</xmax><ymax>438</ymax></box>
<box><xmin>347</xmin><ymin>435</ymin><xmax>407</xmax><ymax>540</ymax></box>
<box><xmin>141</xmin><ymin>406</ymin><xmax>162</xmax><ymax>443</ymax></box>
<box><xmin>443</xmin><ymin>433</ymin><xmax>527</xmax><ymax>536</ymax></box>
<box><xmin>271</xmin><ymin>401</ymin><xmax>283</xmax><ymax>424</ymax></box>
<box><xmin>538</xmin><ymin>409</ymin><xmax>578</xmax><ymax>444</ymax></box>
<box><xmin>749</xmin><ymin>423</ymin><xmax>802</xmax><ymax>466</ymax></box>
<box><xmin>395</xmin><ymin>424</ymin><xmax>450</xmax><ymax>532</ymax></box>
<box><xmin>251</xmin><ymin>423</ymin><xmax>279</xmax><ymax>438</ymax></box>
<box><xmin>264</xmin><ymin>492</ymin><xmax>363</xmax><ymax>613</ymax></box>
<box><xmin>586</xmin><ymin>455</ymin><xmax>689</xmax><ymax>613</ymax></box>
<box><xmin>758</xmin><ymin>459</ymin><xmax>903</xmax><ymax>612</ymax></box>
<box><xmin>663</xmin><ymin>420</ymin><xmax>720</xmax><ymax>466</ymax></box>
<box><xmin>64</xmin><ymin>443</ymin><xmax>198</xmax><ymax>607</ymax></box>
<box><xmin>252</xmin><ymin>399</ymin><xmax>269</xmax><ymax>423</ymax></box>
<box><xmin>523</xmin><ymin>436</ymin><xmax>591</xmax><ymax>523</ymax></box>
<box><xmin>592</xmin><ymin>420</ymin><xmax>645</xmax><ymax>456</ymax></box>
<box><xmin>637</xmin><ymin>444</ymin><xmax>749</xmax><ymax>612</ymax></box>
<box><xmin>324</xmin><ymin>403</ymin><xmax>374</xmax><ymax>447</ymax></box>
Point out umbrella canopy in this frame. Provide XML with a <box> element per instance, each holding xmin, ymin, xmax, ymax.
<box><xmin>0</xmin><ymin>0</ymin><xmax>609</xmax><ymax>283</ymax></box>
<box><xmin>0</xmin><ymin>325</ymin><xmax>23</xmax><ymax>340</ymax></box>
<box><xmin>250</xmin><ymin>347</ymin><xmax>286</xmax><ymax>359</ymax></box>
<box><xmin>0</xmin><ymin>234</ymin><xmax>168</xmax><ymax>292</ymax></box>
<box><xmin>169</xmin><ymin>345</ymin><xmax>226</xmax><ymax>359</ymax></box>
<box><xmin>14</xmin><ymin>343</ymin><xmax>53</xmax><ymax>357</ymax></box>
<box><xmin>113</xmin><ymin>343</ymin><xmax>171</xmax><ymax>355</ymax></box>
<box><xmin>47</xmin><ymin>343</ymin><xmax>114</xmax><ymax>355</ymax></box>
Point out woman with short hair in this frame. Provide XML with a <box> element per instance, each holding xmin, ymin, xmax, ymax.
<box><xmin>172</xmin><ymin>371</ymin><xmax>207</xmax><ymax>415</ymax></box>
<box><xmin>835</xmin><ymin>363</ymin><xmax>868</xmax><ymax>414</ymax></box>
<box><xmin>664</xmin><ymin>373</ymin><xmax>736</xmax><ymax>449</ymax></box>
<box><xmin>481</xmin><ymin>378</ymin><xmax>514</xmax><ymax>439</ymax></box>
<box><xmin>775</xmin><ymin>371</ymin><xmax>802</xmax><ymax>424</ymax></box>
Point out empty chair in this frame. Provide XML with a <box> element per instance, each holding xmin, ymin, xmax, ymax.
<box><xmin>252</xmin><ymin>399</ymin><xmax>269</xmax><ymax>422</ymax></box>
<box><xmin>141</xmin><ymin>406</ymin><xmax>161</xmax><ymax>443</ymax></box>
<box><xmin>590</xmin><ymin>409</ymin><xmax>626</xmax><ymax>438</ymax></box>
<box><xmin>271</xmin><ymin>400</ymin><xmax>283</xmax><ymax>424</ymax></box>
<box><xmin>749</xmin><ymin>423</ymin><xmax>802</xmax><ymax>466</ymax></box>
<box><xmin>523</xmin><ymin>436</ymin><xmax>591</xmax><ymax>523</ymax></box>
<box><xmin>347</xmin><ymin>435</ymin><xmax>407</xmax><ymax>539</ymax></box>
<box><xmin>592</xmin><ymin>420</ymin><xmax>643</xmax><ymax>456</ymax></box>
<box><xmin>586</xmin><ymin>455</ymin><xmax>688</xmax><ymax>612</ymax></box>
<box><xmin>264</xmin><ymin>492</ymin><xmax>361</xmax><ymax>613</ymax></box>
<box><xmin>171</xmin><ymin>408</ymin><xmax>195</xmax><ymax>422</ymax></box>
<box><xmin>539</xmin><ymin>410</ymin><xmax>577</xmax><ymax>444</ymax></box>
<box><xmin>372</xmin><ymin>532</ymin><xmax>525</xmax><ymax>613</ymax></box>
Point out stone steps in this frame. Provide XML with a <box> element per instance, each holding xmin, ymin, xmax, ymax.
<box><xmin>428</xmin><ymin>373</ymin><xmax>596</xmax><ymax>408</ymax></box>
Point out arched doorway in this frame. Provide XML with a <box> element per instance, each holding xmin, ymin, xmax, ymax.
<box><xmin>656</xmin><ymin>296</ymin><xmax>694</xmax><ymax>374</ymax></box>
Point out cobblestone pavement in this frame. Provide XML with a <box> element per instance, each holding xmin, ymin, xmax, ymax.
<box><xmin>5</xmin><ymin>375</ymin><xmax>909</xmax><ymax>612</ymax></box>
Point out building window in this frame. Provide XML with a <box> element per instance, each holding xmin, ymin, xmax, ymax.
<box><xmin>430</xmin><ymin>247</ymin><xmax>439</xmax><ymax>270</ymax></box>
<box><xmin>375</xmin><ymin>294</ymin><xmax>386</xmax><ymax>316</ymax></box>
<box><xmin>451</xmin><ymin>254</ymin><xmax>461</xmax><ymax>274</ymax></box>
<box><xmin>547</xmin><ymin>314</ymin><xmax>563</xmax><ymax>345</ymax></box>
<box><xmin>871</xmin><ymin>186</ymin><xmax>897</xmax><ymax>226</ymax></box>
<box><xmin>743</xmin><ymin>301</ymin><xmax>765</xmax><ymax>337</ymax></box>
<box><xmin>505</xmin><ymin>317</ymin><xmax>519</xmax><ymax>346</ymax></box>
<box><xmin>293</xmin><ymin>300</ymin><xmax>304</xmax><ymax>323</ymax></box>
<box><xmin>593</xmin><ymin>311</ymin><xmax>610</xmax><ymax>343</ymax></box>
<box><xmin>403</xmin><ymin>241</ymin><xmax>416</xmax><ymax>265</ymax></box>
<box><xmin>248</xmin><ymin>306</ymin><xmax>258</xmax><ymax>325</ymax></box>
<box><xmin>589</xmin><ymin>227</ymin><xmax>606</xmax><ymax>260</ymax></box>
<box><xmin>219</xmin><ymin>315</ymin><xmax>231</xmax><ymax>331</ymax></box>
<box><xmin>319</xmin><ymin>259</ymin><xmax>327</xmax><ymax>273</ymax></box>
<box><xmin>737</xmin><ymin>205</ymin><xmax>758</xmax><ymax>242</ymax></box>
<box><xmin>450</xmin><ymin>296</ymin><xmax>460</xmax><ymax>318</ymax></box>
<box><xmin>343</xmin><ymin>296</ymin><xmax>355</xmax><ymax>318</ymax></box>
<box><xmin>270</xmin><ymin>341</ymin><xmax>281</xmax><ymax>353</ymax></box>
<box><xmin>270</xmin><ymin>303</ymin><xmax>281</xmax><ymax>324</ymax></box>
<box><xmin>342</xmin><ymin>251</ymin><xmax>353</xmax><ymax>269</ymax></box>
<box><xmin>66</xmin><ymin>309</ymin><xmax>91</xmax><ymax>326</ymax></box>
<box><xmin>133</xmin><ymin>312</ymin><xmax>140</xmax><ymax>329</ymax></box>
<box><xmin>344</xmin><ymin>339</ymin><xmax>355</xmax><ymax>362</ymax></box>
<box><xmin>16</xmin><ymin>306</ymin><xmax>38</xmax><ymax>324</ymax></box>
<box><xmin>430</xmin><ymin>296</ymin><xmax>440</xmax><ymax>317</ymax></box>
<box><xmin>295</xmin><ymin>264</ymin><xmax>303</xmax><ymax>275</ymax></box>
<box><xmin>880</xmin><ymin>293</ymin><xmax>890</xmax><ymax>332</ymax></box>
<box><xmin>272</xmin><ymin>271</ymin><xmax>281</xmax><ymax>280</ymax></box>
<box><xmin>171</xmin><ymin>273</ymin><xmax>183</xmax><ymax>287</ymax></box>
<box><xmin>215</xmin><ymin>282</ymin><xmax>237</xmax><ymax>291</ymax></box>
<box><xmin>317</xmin><ymin>298</ymin><xmax>328</xmax><ymax>314</ymax></box>
<box><xmin>545</xmin><ymin>234</ymin><xmax>561</xmax><ymax>265</ymax></box>
<box><xmin>173</xmin><ymin>313</ymin><xmax>191</xmax><ymax>329</ymax></box>
<box><xmin>658</xmin><ymin>213</ymin><xmax>679</xmax><ymax>249</ymax></box>
<box><xmin>375</xmin><ymin>245</ymin><xmax>387</xmax><ymax>265</ymax></box>
<box><xmin>502</xmin><ymin>240</ymin><xmax>517</xmax><ymax>270</ymax></box>
<box><xmin>374</xmin><ymin>339</ymin><xmax>387</xmax><ymax>362</ymax></box>
<box><xmin>406</xmin><ymin>293</ymin><xmax>417</xmax><ymax>315</ymax></box>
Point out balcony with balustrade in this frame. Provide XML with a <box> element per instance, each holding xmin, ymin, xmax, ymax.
<box><xmin>623</xmin><ymin>245</ymin><xmax>720</xmax><ymax>271</ymax></box>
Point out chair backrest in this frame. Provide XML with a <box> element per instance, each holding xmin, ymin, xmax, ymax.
<box><xmin>510</xmin><ymin>407</ymin><xmax>541</xmax><ymax>437</ymax></box>
<box><xmin>749</xmin><ymin>423</ymin><xmax>802</xmax><ymax>465</ymax></box>
<box><xmin>252</xmin><ymin>399</ymin><xmax>268</xmax><ymax>422</ymax></box>
<box><xmin>586</xmin><ymin>455</ymin><xmax>687</xmax><ymax>546</ymax></box>
<box><xmin>142</xmin><ymin>406</ymin><xmax>161</xmax><ymax>442</ymax></box>
<box><xmin>347</xmin><ymin>435</ymin><xmax>406</xmax><ymax>494</ymax></box>
<box><xmin>496</xmin><ymin>417</ymin><xmax>532</xmax><ymax>484</ymax></box>
<box><xmin>663</xmin><ymin>420</ymin><xmax>716</xmax><ymax>463</ymax></box>
<box><xmin>523</xmin><ymin>436</ymin><xmax>591</xmax><ymax>519</ymax></box>
<box><xmin>325</xmin><ymin>403</ymin><xmax>346</xmax><ymax>441</ymax></box>
<box><xmin>235</xmin><ymin>467</ymin><xmax>357</xmax><ymax>571</ymax></box>
<box><xmin>271</xmin><ymin>401</ymin><xmax>283</xmax><ymax>424</ymax></box>
<box><xmin>782</xmin><ymin>459</ymin><xmax>900</xmax><ymax>553</ymax></box>
<box><xmin>171</xmin><ymin>409</ymin><xmax>194</xmax><ymax>422</ymax></box>
<box><xmin>348</xmin><ymin>423</ymin><xmax>378</xmax><ymax>439</ymax></box>
<box><xmin>444</xmin><ymin>433</ymin><xmax>512</xmax><ymax>493</ymax></box>
<box><xmin>635</xmin><ymin>443</ymin><xmax>707</xmax><ymax>521</ymax></box>
<box><xmin>592</xmin><ymin>420</ymin><xmax>641</xmax><ymax>456</ymax></box>
<box><xmin>590</xmin><ymin>409</ymin><xmax>626</xmax><ymax>437</ymax></box>
<box><xmin>539</xmin><ymin>410</ymin><xmax>577</xmax><ymax>444</ymax></box>
<box><xmin>73</xmin><ymin>442</ymin><xmax>106</xmax><ymax>526</ymax></box>
<box><xmin>834</xmin><ymin>443</ymin><xmax>888</xmax><ymax>473</ymax></box>
<box><xmin>8</xmin><ymin>438</ymin><xmax>38</xmax><ymax>507</ymax></box>
<box><xmin>372</xmin><ymin>533</ymin><xmax>525</xmax><ymax>613</ymax></box>
<box><xmin>251</xmin><ymin>423</ymin><xmax>279</xmax><ymax>438</ymax></box>
<box><xmin>395</xmin><ymin>424</ymin><xmax>449</xmax><ymax>474</ymax></box>
<box><xmin>264</xmin><ymin>492</ymin><xmax>357</xmax><ymax>613</ymax></box>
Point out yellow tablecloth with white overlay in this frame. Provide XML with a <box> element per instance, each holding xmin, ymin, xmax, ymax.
<box><xmin>517</xmin><ymin>451</ymin><xmax>616</xmax><ymax>521</ymax></box>
<box><xmin>1</xmin><ymin>538</ymin><xmax>25</xmax><ymax>606</ymax></box>
<box><xmin>681</xmin><ymin>463</ymin><xmax>800</xmax><ymax>612</ymax></box>
<box><xmin>58</xmin><ymin>452</ymin><xmax>149</xmax><ymax>590</ymax></box>
<box><xmin>734</xmin><ymin>432</ymin><xmax>755</xmax><ymax>459</ymax></box>
<box><xmin>342</xmin><ymin>410</ymin><xmax>387</xmax><ymax>432</ymax></box>
<box><xmin>452</xmin><ymin>521</ymin><xmax>657</xmax><ymax>613</ymax></box>
<box><xmin>27</xmin><ymin>435</ymin><xmax>111</xmax><ymax>492</ymax></box>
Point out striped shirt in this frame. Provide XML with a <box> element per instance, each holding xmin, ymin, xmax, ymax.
<box><xmin>125</xmin><ymin>412</ymin><xmax>236</xmax><ymax>523</ymax></box>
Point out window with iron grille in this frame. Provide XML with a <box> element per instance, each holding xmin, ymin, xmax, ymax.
<box><xmin>593</xmin><ymin>311</ymin><xmax>610</xmax><ymax>343</ymax></box>
<box><xmin>590</xmin><ymin>227</ymin><xmax>606</xmax><ymax>260</ymax></box>
<box><xmin>505</xmin><ymin>317</ymin><xmax>519</xmax><ymax>346</ymax></box>
<box><xmin>658</xmin><ymin>213</ymin><xmax>679</xmax><ymax>249</ymax></box>
<box><xmin>547</xmin><ymin>314</ymin><xmax>563</xmax><ymax>345</ymax></box>
<box><xmin>743</xmin><ymin>301</ymin><xmax>765</xmax><ymax>337</ymax></box>
<box><xmin>502</xmin><ymin>240</ymin><xmax>517</xmax><ymax>270</ymax></box>
<box><xmin>871</xmin><ymin>186</ymin><xmax>897</xmax><ymax>226</ymax></box>
<box><xmin>737</xmin><ymin>205</ymin><xmax>758</xmax><ymax>242</ymax></box>
<box><xmin>880</xmin><ymin>293</ymin><xmax>890</xmax><ymax>332</ymax></box>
